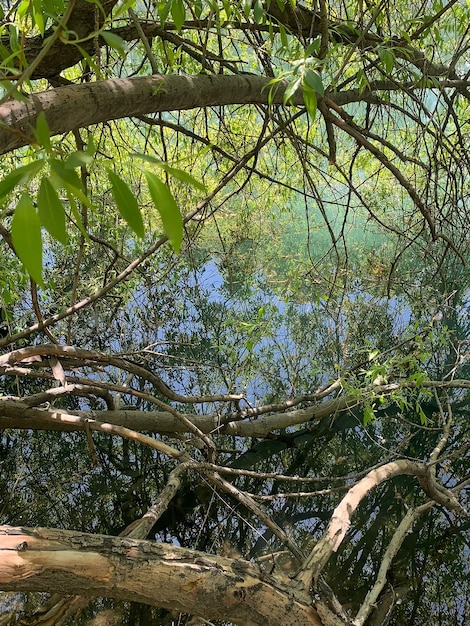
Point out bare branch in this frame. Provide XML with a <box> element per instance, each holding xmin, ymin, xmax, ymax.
<box><xmin>295</xmin><ymin>459</ymin><xmax>464</xmax><ymax>591</ymax></box>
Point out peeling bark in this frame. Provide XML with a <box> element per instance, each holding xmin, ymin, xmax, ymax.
<box><xmin>0</xmin><ymin>526</ymin><xmax>322</xmax><ymax>626</ymax></box>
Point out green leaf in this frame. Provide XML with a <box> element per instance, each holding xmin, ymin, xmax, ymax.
<box><xmin>243</xmin><ymin>0</ymin><xmax>252</xmax><ymax>18</ymax></box>
<box><xmin>133</xmin><ymin>154</ymin><xmax>206</xmax><ymax>191</ymax></box>
<box><xmin>34</xmin><ymin>111</ymin><xmax>51</xmax><ymax>153</ymax></box>
<box><xmin>378</xmin><ymin>47</ymin><xmax>395</xmax><ymax>75</ymax></box>
<box><xmin>85</xmin><ymin>134</ymin><xmax>96</xmax><ymax>156</ymax></box>
<box><xmin>144</xmin><ymin>170</ymin><xmax>183</xmax><ymax>253</ymax></box>
<box><xmin>66</xmin><ymin>192</ymin><xmax>89</xmax><ymax>241</ymax></box>
<box><xmin>363</xmin><ymin>404</ymin><xmax>376</xmax><ymax>426</ymax></box>
<box><xmin>158</xmin><ymin>1</ymin><xmax>172</xmax><ymax>24</ymax></box>
<box><xmin>303</xmin><ymin>68</ymin><xmax>325</xmax><ymax>95</ymax></box>
<box><xmin>64</xmin><ymin>151</ymin><xmax>94</xmax><ymax>169</ymax></box>
<box><xmin>101</xmin><ymin>31</ymin><xmax>127</xmax><ymax>58</ymax></box>
<box><xmin>221</xmin><ymin>0</ymin><xmax>231</xmax><ymax>19</ymax></box>
<box><xmin>76</xmin><ymin>45</ymin><xmax>103</xmax><ymax>79</ymax></box>
<box><xmin>279</xmin><ymin>23</ymin><xmax>288</xmax><ymax>49</ymax></box>
<box><xmin>37</xmin><ymin>178</ymin><xmax>68</xmax><ymax>245</ymax></box>
<box><xmin>32</xmin><ymin>0</ymin><xmax>45</xmax><ymax>35</ymax></box>
<box><xmin>11</xmin><ymin>193</ymin><xmax>43</xmax><ymax>286</ymax></box>
<box><xmin>304</xmin><ymin>38</ymin><xmax>321</xmax><ymax>57</ymax></box>
<box><xmin>253</xmin><ymin>0</ymin><xmax>264</xmax><ymax>23</ymax></box>
<box><xmin>171</xmin><ymin>0</ymin><xmax>185</xmax><ymax>31</ymax></box>
<box><xmin>49</xmin><ymin>159</ymin><xmax>83</xmax><ymax>189</ymax></box>
<box><xmin>302</xmin><ymin>84</ymin><xmax>317</xmax><ymax>120</ymax></box>
<box><xmin>417</xmin><ymin>403</ymin><xmax>428</xmax><ymax>425</ymax></box>
<box><xmin>17</xmin><ymin>1</ymin><xmax>30</xmax><ymax>20</ymax></box>
<box><xmin>0</xmin><ymin>159</ymin><xmax>45</xmax><ymax>202</ymax></box>
<box><xmin>283</xmin><ymin>77</ymin><xmax>301</xmax><ymax>105</ymax></box>
<box><xmin>107</xmin><ymin>170</ymin><xmax>144</xmax><ymax>238</ymax></box>
<box><xmin>112</xmin><ymin>0</ymin><xmax>137</xmax><ymax>18</ymax></box>
<box><xmin>49</xmin><ymin>159</ymin><xmax>94</xmax><ymax>212</ymax></box>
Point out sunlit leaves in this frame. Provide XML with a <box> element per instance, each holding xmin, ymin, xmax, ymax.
<box><xmin>133</xmin><ymin>153</ymin><xmax>206</xmax><ymax>192</ymax></box>
<box><xmin>268</xmin><ymin>47</ymin><xmax>324</xmax><ymax>122</ymax></box>
<box><xmin>107</xmin><ymin>169</ymin><xmax>144</xmax><ymax>238</ymax></box>
<box><xmin>144</xmin><ymin>170</ymin><xmax>183</xmax><ymax>253</ymax></box>
<box><xmin>11</xmin><ymin>193</ymin><xmax>43</xmax><ymax>286</ymax></box>
<box><xmin>0</xmin><ymin>159</ymin><xmax>45</xmax><ymax>202</ymax></box>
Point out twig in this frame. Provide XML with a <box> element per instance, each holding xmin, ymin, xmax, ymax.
<box><xmin>352</xmin><ymin>501</ymin><xmax>434</xmax><ymax>626</ymax></box>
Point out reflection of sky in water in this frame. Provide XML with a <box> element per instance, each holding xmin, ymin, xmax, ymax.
<box><xmin>62</xmin><ymin>218</ymin><xmax>460</xmax><ymax>414</ymax></box>
<box><xmin>145</xmin><ymin>257</ymin><xmax>416</xmax><ymax>407</ymax></box>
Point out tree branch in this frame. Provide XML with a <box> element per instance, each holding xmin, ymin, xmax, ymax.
<box><xmin>0</xmin><ymin>525</ymin><xmax>322</xmax><ymax>626</ymax></box>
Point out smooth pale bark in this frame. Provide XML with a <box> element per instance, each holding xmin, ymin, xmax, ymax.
<box><xmin>1</xmin><ymin>378</ymin><xmax>469</xmax><ymax>437</ymax></box>
<box><xmin>0</xmin><ymin>526</ymin><xmax>321</xmax><ymax>626</ymax></box>
<box><xmin>0</xmin><ymin>74</ymin><xmax>379</xmax><ymax>155</ymax></box>
<box><xmin>0</xmin><ymin>75</ymin><xmax>300</xmax><ymax>154</ymax></box>
<box><xmin>0</xmin><ymin>396</ymin><xmax>353</xmax><ymax>436</ymax></box>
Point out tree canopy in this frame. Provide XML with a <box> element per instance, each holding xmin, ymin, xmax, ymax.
<box><xmin>0</xmin><ymin>1</ymin><xmax>469</xmax><ymax>625</ymax></box>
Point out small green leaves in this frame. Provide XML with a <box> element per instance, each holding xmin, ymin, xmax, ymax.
<box><xmin>417</xmin><ymin>403</ymin><xmax>428</xmax><ymax>425</ymax></box>
<box><xmin>363</xmin><ymin>404</ymin><xmax>376</xmax><ymax>426</ymax></box>
<box><xmin>144</xmin><ymin>170</ymin><xmax>183</xmax><ymax>253</ymax></box>
<box><xmin>107</xmin><ymin>170</ymin><xmax>144</xmax><ymax>238</ymax></box>
<box><xmin>37</xmin><ymin>178</ymin><xmax>68</xmax><ymax>245</ymax></box>
<box><xmin>11</xmin><ymin>193</ymin><xmax>43</xmax><ymax>286</ymax></box>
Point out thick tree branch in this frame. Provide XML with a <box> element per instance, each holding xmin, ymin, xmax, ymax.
<box><xmin>0</xmin><ymin>75</ymin><xmax>451</xmax><ymax>156</ymax></box>
<box><xmin>0</xmin><ymin>74</ymin><xmax>299</xmax><ymax>154</ymax></box>
<box><xmin>0</xmin><ymin>526</ymin><xmax>321</xmax><ymax>626</ymax></box>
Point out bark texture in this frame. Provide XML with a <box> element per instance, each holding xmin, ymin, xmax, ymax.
<box><xmin>0</xmin><ymin>526</ymin><xmax>321</xmax><ymax>626</ymax></box>
<box><xmin>0</xmin><ymin>74</ymin><xmax>302</xmax><ymax>154</ymax></box>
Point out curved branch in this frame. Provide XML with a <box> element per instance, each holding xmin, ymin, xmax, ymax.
<box><xmin>0</xmin><ymin>344</ymin><xmax>242</xmax><ymax>404</ymax></box>
<box><xmin>0</xmin><ymin>74</ymin><xmax>301</xmax><ymax>154</ymax></box>
<box><xmin>295</xmin><ymin>459</ymin><xmax>465</xmax><ymax>590</ymax></box>
<box><xmin>0</xmin><ymin>75</ymin><xmax>434</xmax><ymax>155</ymax></box>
